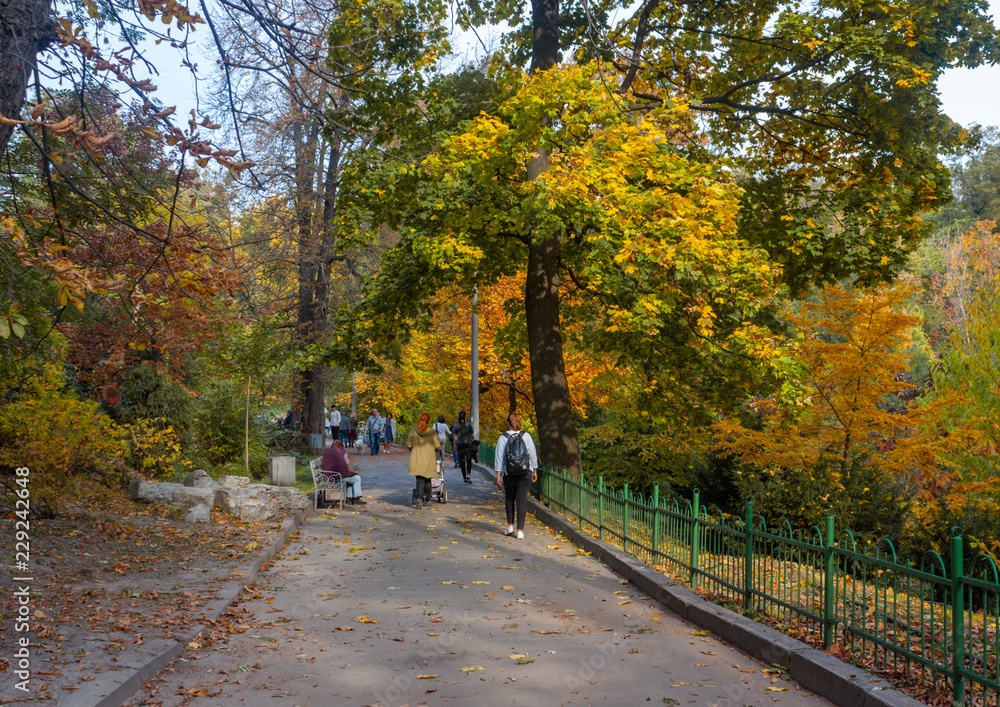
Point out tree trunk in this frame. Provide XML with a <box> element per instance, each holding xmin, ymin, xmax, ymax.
<box><xmin>294</xmin><ymin>114</ymin><xmax>343</xmax><ymax>435</ymax></box>
<box><xmin>523</xmin><ymin>0</ymin><xmax>582</xmax><ymax>475</ymax></box>
<box><xmin>0</xmin><ymin>0</ymin><xmax>55</xmax><ymax>156</ymax></box>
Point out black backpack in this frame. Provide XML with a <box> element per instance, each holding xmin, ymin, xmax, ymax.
<box><xmin>455</xmin><ymin>422</ymin><xmax>474</xmax><ymax>450</ymax></box>
<box><xmin>503</xmin><ymin>432</ymin><xmax>531</xmax><ymax>476</ymax></box>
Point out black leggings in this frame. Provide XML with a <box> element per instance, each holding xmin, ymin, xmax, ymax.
<box><xmin>415</xmin><ymin>475</ymin><xmax>432</xmax><ymax>503</ymax></box>
<box><xmin>458</xmin><ymin>449</ymin><xmax>472</xmax><ymax>480</ymax></box>
<box><xmin>503</xmin><ymin>473</ymin><xmax>531</xmax><ymax>529</ymax></box>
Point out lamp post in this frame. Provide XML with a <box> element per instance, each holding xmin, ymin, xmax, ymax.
<box><xmin>471</xmin><ymin>286</ymin><xmax>480</xmax><ymax>440</ymax></box>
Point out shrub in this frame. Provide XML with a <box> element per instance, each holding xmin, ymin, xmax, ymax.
<box><xmin>193</xmin><ymin>378</ymin><xmax>268</xmax><ymax>478</ymax></box>
<box><xmin>0</xmin><ymin>364</ymin><xmax>127</xmax><ymax>516</ymax></box>
<box><xmin>730</xmin><ymin>453</ymin><xmax>911</xmax><ymax>544</ymax></box>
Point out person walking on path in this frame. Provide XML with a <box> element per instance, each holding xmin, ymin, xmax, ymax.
<box><xmin>407</xmin><ymin>412</ymin><xmax>440</xmax><ymax>508</ymax></box>
<box><xmin>329</xmin><ymin>406</ymin><xmax>341</xmax><ymax>444</ymax></box>
<box><xmin>321</xmin><ymin>440</ymin><xmax>366</xmax><ymax>505</ymax></box>
<box><xmin>494</xmin><ymin>412</ymin><xmax>538</xmax><ymax>539</ymax></box>
<box><xmin>365</xmin><ymin>408</ymin><xmax>384</xmax><ymax>456</ymax></box>
<box><xmin>382</xmin><ymin>412</ymin><xmax>397</xmax><ymax>454</ymax></box>
<box><xmin>451</xmin><ymin>410</ymin><xmax>475</xmax><ymax>484</ymax></box>
<box><xmin>433</xmin><ymin>414</ymin><xmax>450</xmax><ymax>467</ymax></box>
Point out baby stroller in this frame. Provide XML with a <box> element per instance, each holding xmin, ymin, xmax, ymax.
<box><xmin>413</xmin><ymin>459</ymin><xmax>448</xmax><ymax>505</ymax></box>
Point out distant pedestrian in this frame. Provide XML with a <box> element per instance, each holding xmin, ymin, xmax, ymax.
<box><xmin>494</xmin><ymin>412</ymin><xmax>538</xmax><ymax>539</ymax></box>
<box><xmin>365</xmin><ymin>408</ymin><xmax>384</xmax><ymax>456</ymax></box>
<box><xmin>407</xmin><ymin>412</ymin><xmax>441</xmax><ymax>508</ymax></box>
<box><xmin>452</xmin><ymin>410</ymin><xmax>475</xmax><ymax>484</ymax></box>
<box><xmin>329</xmin><ymin>406</ymin><xmax>342</xmax><ymax>443</ymax></box>
<box><xmin>382</xmin><ymin>412</ymin><xmax>397</xmax><ymax>454</ymax></box>
<box><xmin>433</xmin><ymin>414</ymin><xmax>450</xmax><ymax>467</ymax></box>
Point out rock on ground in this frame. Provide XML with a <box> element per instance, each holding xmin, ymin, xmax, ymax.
<box><xmin>128</xmin><ymin>480</ymin><xmax>217</xmax><ymax>508</ymax></box>
<box><xmin>184</xmin><ymin>504</ymin><xmax>212</xmax><ymax>523</ymax></box>
<box><xmin>183</xmin><ymin>469</ymin><xmax>219</xmax><ymax>488</ymax></box>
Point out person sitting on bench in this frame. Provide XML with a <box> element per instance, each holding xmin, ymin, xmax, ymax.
<box><xmin>321</xmin><ymin>440</ymin><xmax>366</xmax><ymax>505</ymax></box>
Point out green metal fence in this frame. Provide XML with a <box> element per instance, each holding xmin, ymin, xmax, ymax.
<box><xmin>531</xmin><ymin>465</ymin><xmax>1000</xmax><ymax>706</ymax></box>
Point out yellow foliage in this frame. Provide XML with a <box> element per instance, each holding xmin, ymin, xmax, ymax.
<box><xmin>0</xmin><ymin>364</ymin><xmax>128</xmax><ymax>511</ymax></box>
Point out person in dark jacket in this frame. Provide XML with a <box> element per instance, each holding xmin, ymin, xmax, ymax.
<box><xmin>451</xmin><ymin>410</ymin><xmax>475</xmax><ymax>484</ymax></box>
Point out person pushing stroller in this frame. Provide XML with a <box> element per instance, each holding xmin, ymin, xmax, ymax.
<box><xmin>407</xmin><ymin>412</ymin><xmax>441</xmax><ymax>508</ymax></box>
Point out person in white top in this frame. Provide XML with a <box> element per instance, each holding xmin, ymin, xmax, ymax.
<box><xmin>329</xmin><ymin>407</ymin><xmax>342</xmax><ymax>444</ymax></box>
<box><xmin>433</xmin><ymin>414</ymin><xmax>450</xmax><ymax>466</ymax></box>
<box><xmin>493</xmin><ymin>412</ymin><xmax>538</xmax><ymax>539</ymax></box>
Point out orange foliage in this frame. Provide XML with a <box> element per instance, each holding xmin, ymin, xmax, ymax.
<box><xmin>715</xmin><ymin>281</ymin><xmax>965</xmax><ymax>501</ymax></box>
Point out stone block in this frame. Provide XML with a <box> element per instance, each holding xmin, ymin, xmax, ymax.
<box><xmin>215</xmin><ymin>489</ymin><xmax>280</xmax><ymax>522</ymax></box>
<box><xmin>185</xmin><ymin>504</ymin><xmax>211</xmax><ymax>523</ymax></box>
<box><xmin>218</xmin><ymin>475</ymin><xmax>251</xmax><ymax>489</ymax></box>
<box><xmin>183</xmin><ymin>469</ymin><xmax>218</xmax><ymax>488</ymax></box>
<box><xmin>269</xmin><ymin>456</ymin><xmax>296</xmax><ymax>487</ymax></box>
<box><xmin>129</xmin><ymin>480</ymin><xmax>214</xmax><ymax>507</ymax></box>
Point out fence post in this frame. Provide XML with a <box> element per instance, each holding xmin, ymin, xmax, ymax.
<box><xmin>744</xmin><ymin>498</ymin><xmax>754</xmax><ymax>612</ymax></box>
<box><xmin>598</xmin><ymin>476</ymin><xmax>605</xmax><ymax>541</ymax></box>
<box><xmin>690</xmin><ymin>489</ymin><xmax>701</xmax><ymax>589</ymax></box>
<box><xmin>823</xmin><ymin>513</ymin><xmax>835</xmax><ymax>649</ymax></box>
<box><xmin>623</xmin><ymin>483</ymin><xmax>630</xmax><ymax>554</ymax></box>
<box><xmin>652</xmin><ymin>485</ymin><xmax>660</xmax><ymax>565</ymax></box>
<box><xmin>951</xmin><ymin>528</ymin><xmax>965</xmax><ymax>705</ymax></box>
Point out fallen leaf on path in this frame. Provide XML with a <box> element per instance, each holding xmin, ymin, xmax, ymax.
<box><xmin>335</xmin><ymin>626</ymin><xmax>354</xmax><ymax>631</ymax></box>
<box><xmin>459</xmin><ymin>666</ymin><xmax>485</xmax><ymax>673</ymax></box>
<box><xmin>501</xmin><ymin>586</ymin><xmax>515</xmax><ymax>591</ymax></box>
<box><xmin>766</xmin><ymin>687</ymin><xmax>788</xmax><ymax>692</ymax></box>
<box><xmin>471</xmin><ymin>581</ymin><xmax>490</xmax><ymax>585</ymax></box>
<box><xmin>416</xmin><ymin>674</ymin><xmax>437</xmax><ymax>679</ymax></box>
<box><xmin>441</xmin><ymin>581</ymin><xmax>457</xmax><ymax>585</ymax></box>
<box><xmin>509</xmin><ymin>654</ymin><xmax>527</xmax><ymax>660</ymax></box>
<box><xmin>691</xmin><ymin>630</ymin><xmax>711</xmax><ymax>636</ymax></box>
<box><xmin>355</xmin><ymin>616</ymin><xmax>378</xmax><ymax>624</ymax></box>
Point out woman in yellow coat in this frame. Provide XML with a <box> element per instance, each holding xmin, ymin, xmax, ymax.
<box><xmin>407</xmin><ymin>412</ymin><xmax>441</xmax><ymax>508</ymax></box>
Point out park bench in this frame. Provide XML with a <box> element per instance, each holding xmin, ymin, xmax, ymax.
<box><xmin>309</xmin><ymin>456</ymin><xmax>346</xmax><ymax>510</ymax></box>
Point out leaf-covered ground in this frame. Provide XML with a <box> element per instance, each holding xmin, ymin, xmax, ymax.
<box><xmin>0</xmin><ymin>484</ymin><xmax>281</xmax><ymax>702</ymax></box>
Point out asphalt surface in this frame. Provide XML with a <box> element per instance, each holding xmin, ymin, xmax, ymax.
<box><xmin>122</xmin><ymin>447</ymin><xmax>833</xmax><ymax>707</ymax></box>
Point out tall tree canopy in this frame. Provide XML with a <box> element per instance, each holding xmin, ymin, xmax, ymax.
<box><xmin>332</xmin><ymin>0</ymin><xmax>997</xmax><ymax>473</ymax></box>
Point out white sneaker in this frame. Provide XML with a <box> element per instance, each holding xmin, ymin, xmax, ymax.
<box><xmin>506</xmin><ymin>525</ymin><xmax>515</xmax><ymax>535</ymax></box>
<box><xmin>516</xmin><ymin>530</ymin><xmax>525</xmax><ymax>540</ymax></box>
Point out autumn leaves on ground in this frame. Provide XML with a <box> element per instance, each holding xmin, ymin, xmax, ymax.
<box><xmin>0</xmin><ymin>484</ymin><xmax>279</xmax><ymax>700</ymax></box>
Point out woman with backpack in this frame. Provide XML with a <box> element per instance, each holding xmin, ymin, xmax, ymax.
<box><xmin>451</xmin><ymin>410</ymin><xmax>475</xmax><ymax>484</ymax></box>
<box><xmin>493</xmin><ymin>412</ymin><xmax>538</xmax><ymax>539</ymax></box>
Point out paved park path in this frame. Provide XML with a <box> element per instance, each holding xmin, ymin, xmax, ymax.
<box><xmin>126</xmin><ymin>449</ymin><xmax>832</xmax><ymax>707</ymax></box>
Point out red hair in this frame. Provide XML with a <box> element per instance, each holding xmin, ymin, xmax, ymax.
<box><xmin>418</xmin><ymin>412</ymin><xmax>431</xmax><ymax>432</ymax></box>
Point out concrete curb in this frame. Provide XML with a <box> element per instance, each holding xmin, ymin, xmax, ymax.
<box><xmin>72</xmin><ymin>504</ymin><xmax>314</xmax><ymax>707</ymax></box>
<box><xmin>470</xmin><ymin>457</ymin><xmax>919</xmax><ymax>707</ymax></box>
<box><xmin>521</xmin><ymin>490</ymin><xmax>923</xmax><ymax>707</ymax></box>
